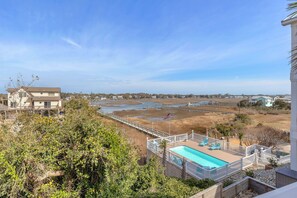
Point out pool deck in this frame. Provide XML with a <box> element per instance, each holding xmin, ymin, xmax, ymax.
<box><xmin>168</xmin><ymin>140</ymin><xmax>242</xmax><ymax>163</ymax></box>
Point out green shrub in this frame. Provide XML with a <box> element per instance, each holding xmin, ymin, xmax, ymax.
<box><xmin>182</xmin><ymin>178</ymin><xmax>216</xmax><ymax>189</ymax></box>
<box><xmin>245</xmin><ymin>170</ymin><xmax>254</xmax><ymax>178</ymax></box>
<box><xmin>273</xmin><ymin>99</ymin><xmax>290</xmax><ymax>110</ymax></box>
<box><xmin>237</xmin><ymin>100</ymin><xmax>250</xmax><ymax>108</ymax></box>
<box><xmin>223</xmin><ymin>179</ymin><xmax>234</xmax><ymax>188</ymax></box>
<box><xmin>268</xmin><ymin>157</ymin><xmax>278</xmax><ymax>168</ymax></box>
<box><xmin>234</xmin><ymin>114</ymin><xmax>251</xmax><ymax>125</ymax></box>
<box><xmin>215</xmin><ymin>124</ymin><xmax>233</xmax><ymax>137</ymax></box>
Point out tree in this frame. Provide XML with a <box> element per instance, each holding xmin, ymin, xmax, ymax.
<box><xmin>234</xmin><ymin>114</ymin><xmax>251</xmax><ymax>125</ymax></box>
<box><xmin>273</xmin><ymin>99</ymin><xmax>290</xmax><ymax>110</ymax></box>
<box><xmin>244</xmin><ymin>126</ymin><xmax>288</xmax><ymax>148</ymax></box>
<box><xmin>181</xmin><ymin>158</ymin><xmax>186</xmax><ymax>179</ymax></box>
<box><xmin>238</xmin><ymin>132</ymin><xmax>244</xmax><ymax>146</ymax></box>
<box><xmin>215</xmin><ymin>123</ymin><xmax>233</xmax><ymax>142</ymax></box>
<box><xmin>288</xmin><ymin>2</ymin><xmax>297</xmax><ymax>12</ymax></box>
<box><xmin>0</xmin><ymin>98</ymin><xmax>210</xmax><ymax>197</ymax></box>
<box><xmin>237</xmin><ymin>100</ymin><xmax>250</xmax><ymax>108</ymax></box>
<box><xmin>253</xmin><ymin>100</ymin><xmax>263</xmax><ymax>107</ymax></box>
<box><xmin>159</xmin><ymin>139</ymin><xmax>167</xmax><ymax>169</ymax></box>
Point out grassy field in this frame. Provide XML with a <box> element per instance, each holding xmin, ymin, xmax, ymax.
<box><xmin>101</xmin><ymin>98</ymin><xmax>290</xmax><ymax>154</ymax></box>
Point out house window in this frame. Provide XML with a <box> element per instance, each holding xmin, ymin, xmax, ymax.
<box><xmin>41</xmin><ymin>92</ymin><xmax>43</xmax><ymax>95</ymax></box>
<box><xmin>19</xmin><ymin>92</ymin><xmax>26</xmax><ymax>97</ymax></box>
<box><xmin>44</xmin><ymin>101</ymin><xmax>51</xmax><ymax>109</ymax></box>
<box><xmin>10</xmin><ymin>102</ymin><xmax>16</xmax><ymax>108</ymax></box>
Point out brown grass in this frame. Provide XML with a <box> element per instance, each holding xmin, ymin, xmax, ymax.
<box><xmin>99</xmin><ymin>99</ymin><xmax>291</xmax><ymax>155</ymax></box>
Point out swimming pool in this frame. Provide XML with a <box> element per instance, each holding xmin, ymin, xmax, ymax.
<box><xmin>169</xmin><ymin>146</ymin><xmax>228</xmax><ymax>168</ymax></box>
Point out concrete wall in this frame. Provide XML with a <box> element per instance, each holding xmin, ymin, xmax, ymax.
<box><xmin>249</xmin><ymin>178</ymin><xmax>275</xmax><ymax>194</ymax></box>
<box><xmin>222</xmin><ymin>177</ymin><xmax>275</xmax><ymax>198</ymax></box>
<box><xmin>191</xmin><ymin>184</ymin><xmax>222</xmax><ymax>198</ymax></box>
<box><xmin>276</xmin><ymin>170</ymin><xmax>297</xmax><ymax>188</ymax></box>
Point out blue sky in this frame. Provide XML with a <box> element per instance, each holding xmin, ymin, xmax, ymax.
<box><xmin>0</xmin><ymin>0</ymin><xmax>293</xmax><ymax>94</ymax></box>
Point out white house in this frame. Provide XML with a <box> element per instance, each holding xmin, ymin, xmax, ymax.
<box><xmin>249</xmin><ymin>96</ymin><xmax>273</xmax><ymax>107</ymax></box>
<box><xmin>274</xmin><ymin>95</ymin><xmax>291</xmax><ymax>104</ymax></box>
<box><xmin>7</xmin><ymin>86</ymin><xmax>62</xmax><ymax>110</ymax></box>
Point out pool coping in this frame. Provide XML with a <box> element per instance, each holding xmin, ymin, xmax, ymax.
<box><xmin>169</xmin><ymin>145</ymin><xmax>229</xmax><ymax>168</ymax></box>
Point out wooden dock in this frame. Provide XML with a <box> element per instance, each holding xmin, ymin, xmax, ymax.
<box><xmin>101</xmin><ymin>112</ymin><xmax>169</xmax><ymax>138</ymax></box>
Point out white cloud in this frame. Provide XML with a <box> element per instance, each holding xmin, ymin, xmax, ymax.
<box><xmin>61</xmin><ymin>37</ymin><xmax>82</xmax><ymax>48</ymax></box>
<box><xmin>65</xmin><ymin>77</ymin><xmax>290</xmax><ymax>95</ymax></box>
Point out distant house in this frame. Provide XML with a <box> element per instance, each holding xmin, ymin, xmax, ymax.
<box><xmin>0</xmin><ymin>95</ymin><xmax>8</xmax><ymax>110</ymax></box>
<box><xmin>117</xmin><ymin>95</ymin><xmax>123</xmax><ymax>99</ymax></box>
<box><xmin>112</xmin><ymin>96</ymin><xmax>117</xmax><ymax>100</ymax></box>
<box><xmin>0</xmin><ymin>95</ymin><xmax>8</xmax><ymax>106</ymax></box>
<box><xmin>7</xmin><ymin>86</ymin><xmax>62</xmax><ymax>110</ymax></box>
<box><xmin>249</xmin><ymin>96</ymin><xmax>273</xmax><ymax>107</ymax></box>
<box><xmin>274</xmin><ymin>95</ymin><xmax>291</xmax><ymax>104</ymax></box>
<box><xmin>233</xmin><ymin>95</ymin><xmax>244</xmax><ymax>99</ymax></box>
<box><xmin>151</xmin><ymin>95</ymin><xmax>157</xmax><ymax>99</ymax></box>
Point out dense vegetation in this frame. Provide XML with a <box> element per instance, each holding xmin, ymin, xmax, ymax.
<box><xmin>237</xmin><ymin>99</ymin><xmax>290</xmax><ymax>111</ymax></box>
<box><xmin>0</xmin><ymin>99</ymin><xmax>214</xmax><ymax>197</ymax></box>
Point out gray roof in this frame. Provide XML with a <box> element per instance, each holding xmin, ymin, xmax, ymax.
<box><xmin>7</xmin><ymin>86</ymin><xmax>61</xmax><ymax>93</ymax></box>
<box><xmin>282</xmin><ymin>12</ymin><xmax>297</xmax><ymax>26</ymax></box>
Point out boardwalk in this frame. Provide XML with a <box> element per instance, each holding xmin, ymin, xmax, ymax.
<box><xmin>101</xmin><ymin>112</ymin><xmax>169</xmax><ymax>138</ymax></box>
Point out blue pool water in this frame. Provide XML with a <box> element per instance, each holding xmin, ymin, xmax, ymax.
<box><xmin>169</xmin><ymin>146</ymin><xmax>228</xmax><ymax>168</ymax></box>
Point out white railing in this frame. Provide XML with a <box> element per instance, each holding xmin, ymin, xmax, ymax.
<box><xmin>190</xmin><ymin>133</ymin><xmax>245</xmax><ymax>156</ymax></box>
<box><xmin>242</xmin><ymin>154</ymin><xmax>255</xmax><ymax>169</ymax></box>
<box><xmin>245</xmin><ymin>145</ymin><xmax>256</xmax><ymax>156</ymax></box>
<box><xmin>222</xmin><ymin>142</ymin><xmax>246</xmax><ymax>156</ymax></box>
<box><xmin>176</xmin><ymin>133</ymin><xmax>188</xmax><ymax>142</ymax></box>
<box><xmin>258</xmin><ymin>150</ymin><xmax>290</xmax><ymax>165</ymax></box>
<box><xmin>191</xmin><ymin>133</ymin><xmax>224</xmax><ymax>146</ymax></box>
<box><xmin>167</xmin><ymin>150</ymin><xmax>183</xmax><ymax>168</ymax></box>
<box><xmin>147</xmin><ymin>133</ymin><xmax>256</xmax><ymax>181</ymax></box>
<box><xmin>279</xmin><ymin>155</ymin><xmax>291</xmax><ymax>164</ymax></box>
<box><xmin>147</xmin><ymin>133</ymin><xmax>189</xmax><ymax>153</ymax></box>
<box><xmin>106</xmin><ymin>113</ymin><xmax>170</xmax><ymax>137</ymax></box>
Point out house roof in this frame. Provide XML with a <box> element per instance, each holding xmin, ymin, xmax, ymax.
<box><xmin>7</xmin><ymin>86</ymin><xmax>61</xmax><ymax>93</ymax></box>
<box><xmin>251</xmin><ymin>96</ymin><xmax>272</xmax><ymax>100</ymax></box>
<box><xmin>32</xmin><ymin>97</ymin><xmax>61</xmax><ymax>101</ymax></box>
<box><xmin>282</xmin><ymin>12</ymin><xmax>297</xmax><ymax>26</ymax></box>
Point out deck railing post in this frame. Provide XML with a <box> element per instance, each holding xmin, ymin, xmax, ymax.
<box><xmin>241</xmin><ymin>158</ymin><xmax>243</xmax><ymax>170</ymax></box>
<box><xmin>226</xmin><ymin>165</ymin><xmax>229</xmax><ymax>177</ymax></box>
